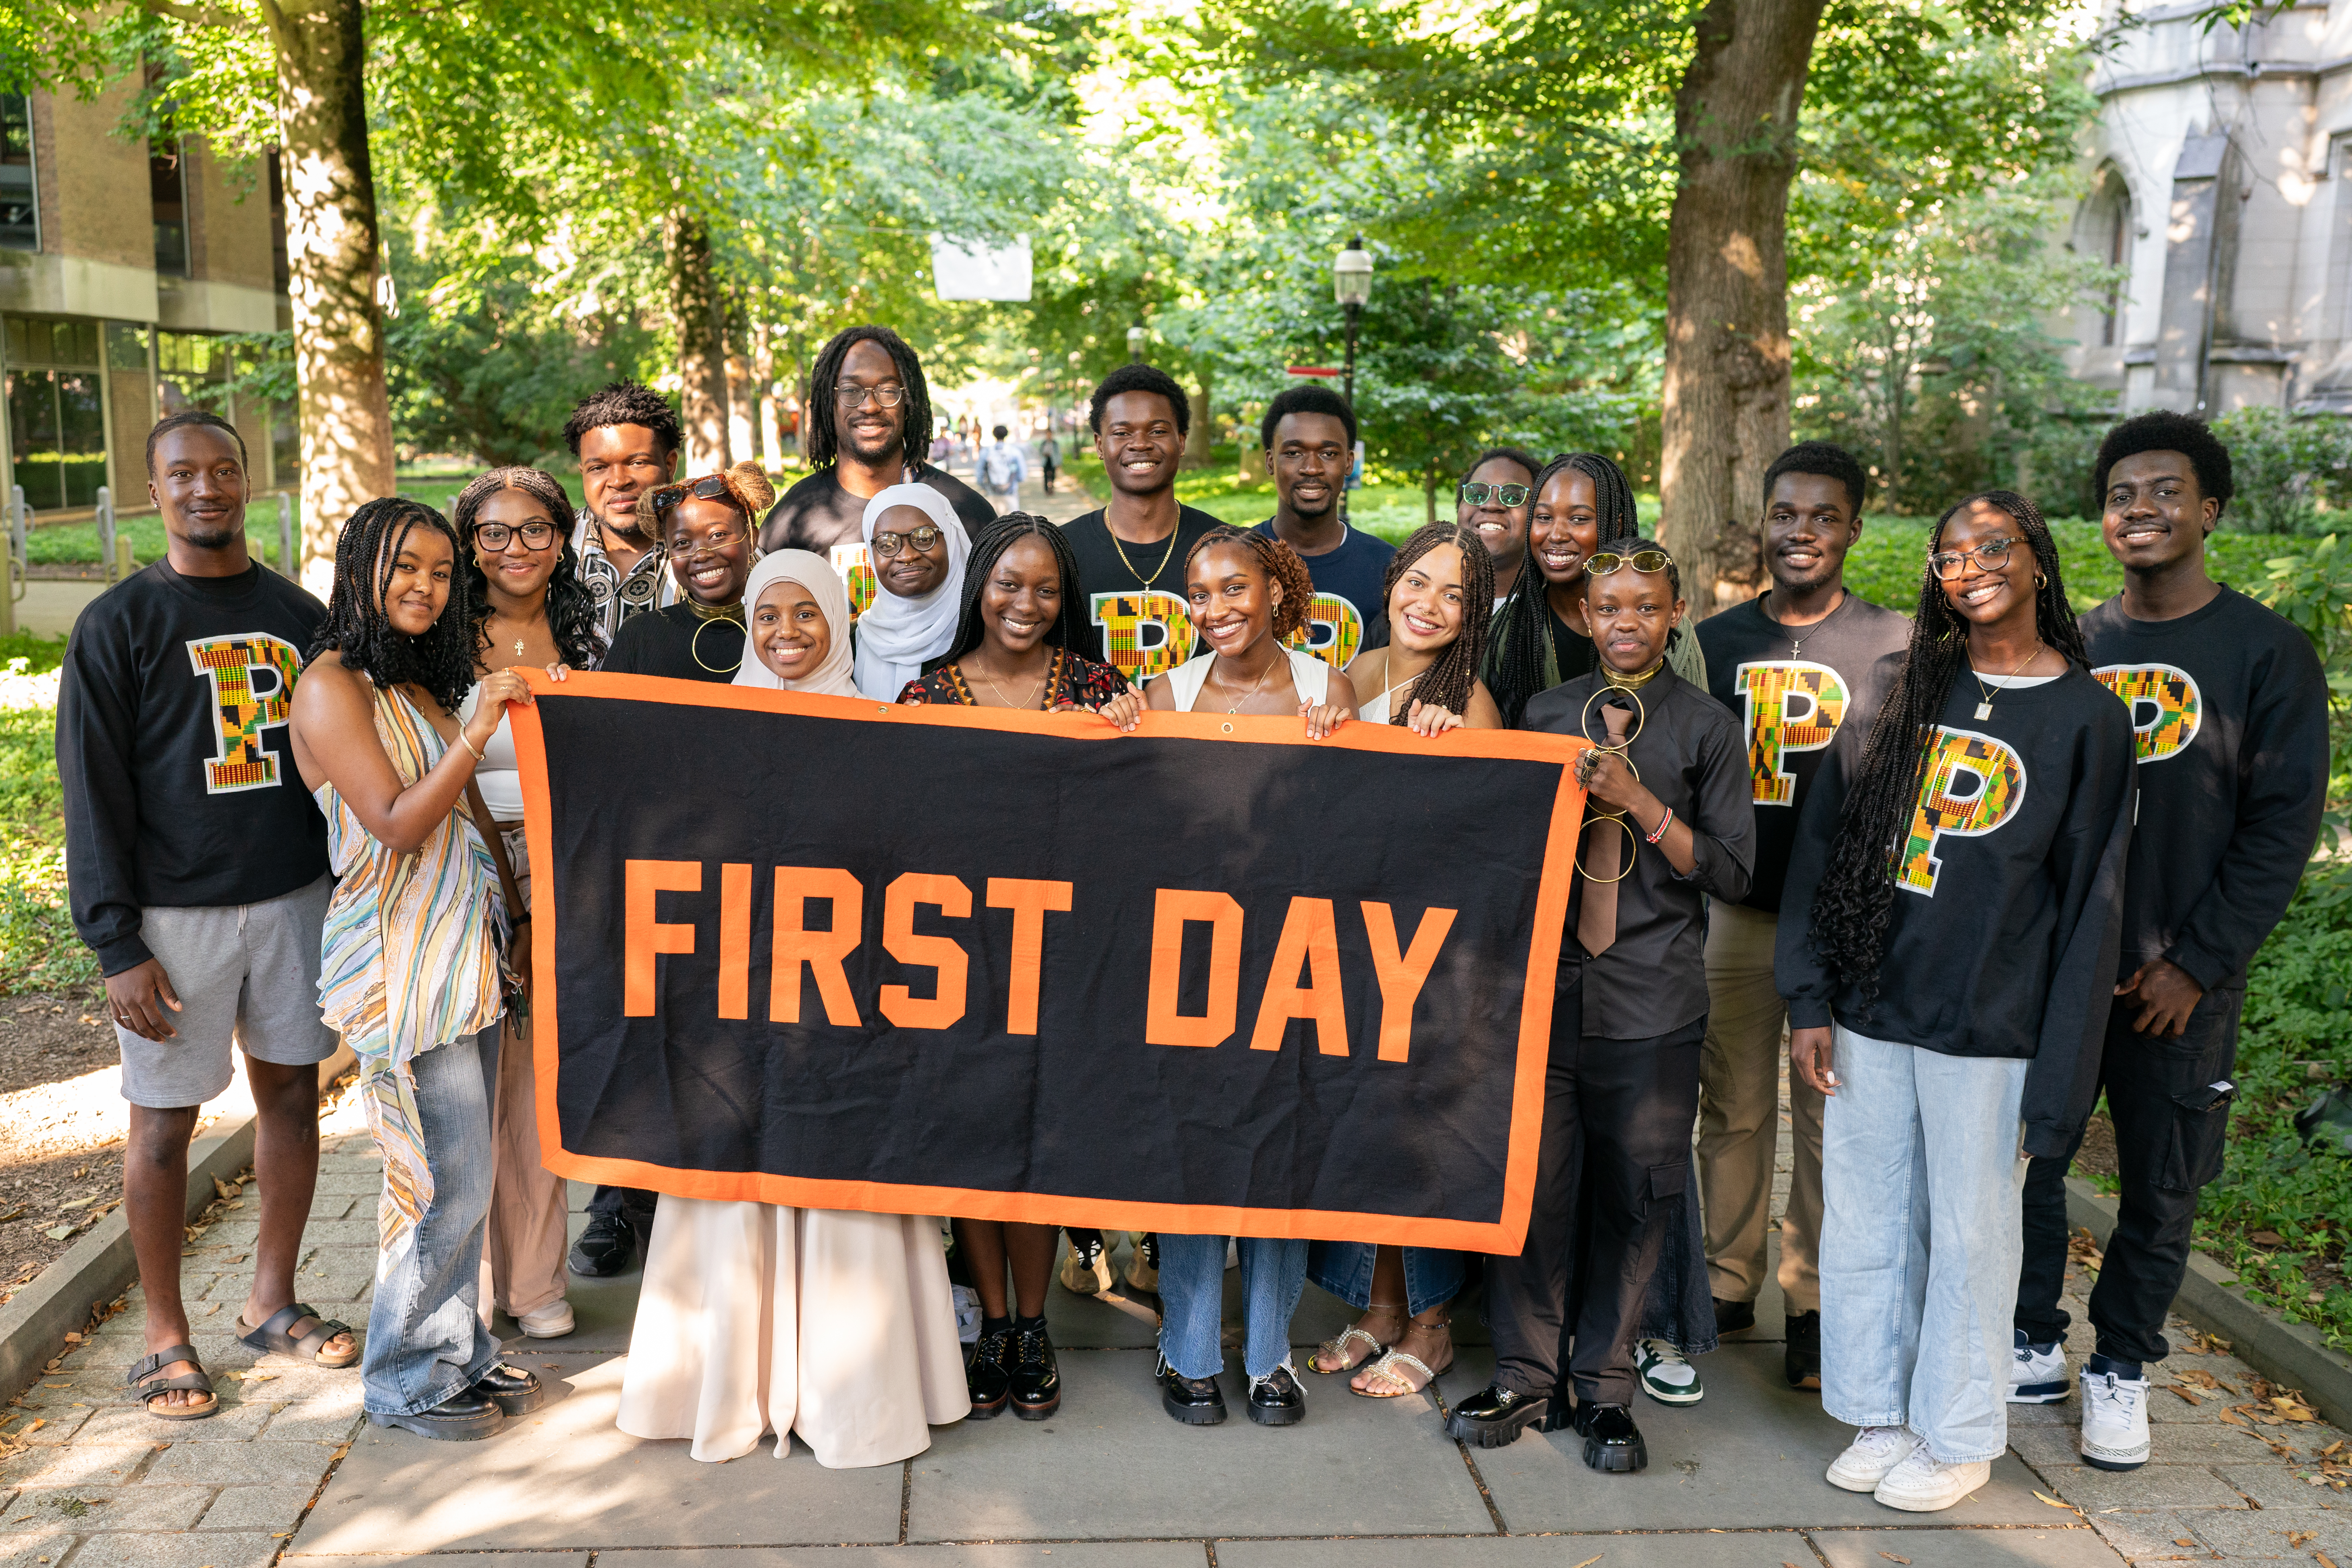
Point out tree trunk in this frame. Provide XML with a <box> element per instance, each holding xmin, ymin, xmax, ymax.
<box><xmin>669</xmin><ymin>212</ymin><xmax>729</xmax><ymax>471</ymax></box>
<box><xmin>1656</xmin><ymin>0</ymin><xmax>1828</xmax><ymax>614</ymax></box>
<box><xmin>1425</xmin><ymin>471</ymin><xmax>1438</xmax><ymax>525</ymax></box>
<box><xmin>1183</xmin><ymin>372</ymin><xmax>1213</xmax><ymax>469</ymax></box>
<box><xmin>266</xmin><ymin>0</ymin><xmax>393</xmax><ymax>597</ymax></box>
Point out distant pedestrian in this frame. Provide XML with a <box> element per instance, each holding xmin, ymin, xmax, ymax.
<box><xmin>1040</xmin><ymin>430</ymin><xmax>1060</xmax><ymax>495</ymax></box>
<box><xmin>979</xmin><ymin>424</ymin><xmax>1028</xmax><ymax>512</ymax></box>
<box><xmin>60</xmin><ymin>410</ymin><xmax>353</xmax><ymax>1423</ymax></box>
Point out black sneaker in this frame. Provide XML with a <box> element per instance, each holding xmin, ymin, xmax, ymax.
<box><xmin>1573</xmin><ymin>1401</ymin><xmax>1648</xmax><ymax>1472</ymax></box>
<box><xmin>567</xmin><ymin>1213</ymin><xmax>636</xmax><ymax>1277</ymax></box>
<box><xmin>1009</xmin><ymin>1321</ymin><xmax>1060</xmax><ymax>1420</ymax></box>
<box><xmin>1785</xmin><ymin>1310</ymin><xmax>1822</xmax><ymax>1390</ymax></box>
<box><xmin>1246</xmin><ymin>1362</ymin><xmax>1305</xmax><ymax>1427</ymax></box>
<box><xmin>1157</xmin><ymin>1355</ymin><xmax>1226</xmax><ymax>1425</ymax></box>
<box><xmin>1712</xmin><ymin>1296</ymin><xmax>1756</xmax><ymax>1335</ymax></box>
<box><xmin>1445</xmin><ymin>1383</ymin><xmax>1548</xmax><ymax>1448</ymax></box>
<box><xmin>965</xmin><ymin>1326</ymin><xmax>1013</xmax><ymax>1419</ymax></box>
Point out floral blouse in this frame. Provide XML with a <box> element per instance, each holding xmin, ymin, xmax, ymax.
<box><xmin>897</xmin><ymin>646</ymin><xmax>1131</xmax><ymax>710</ymax></box>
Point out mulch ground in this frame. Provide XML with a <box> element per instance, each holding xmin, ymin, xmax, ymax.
<box><xmin>0</xmin><ymin>989</ymin><xmax>132</xmax><ymax>1303</ymax></box>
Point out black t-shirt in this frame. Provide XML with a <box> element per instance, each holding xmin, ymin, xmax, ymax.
<box><xmin>603</xmin><ymin>603</ymin><xmax>746</xmax><ymax>683</ymax></box>
<box><xmin>2080</xmin><ymin>586</ymin><xmax>2330</xmax><ymax>990</ymax></box>
<box><xmin>57</xmin><ymin>561</ymin><xmax>331</xmax><ymax>974</ymax></box>
<box><xmin>757</xmin><ymin>465</ymin><xmax>997</xmax><ymax>558</ymax></box>
<box><xmin>1060</xmin><ymin>504</ymin><xmax>1230</xmax><ymax>683</ymax></box>
<box><xmin>1249</xmin><ymin>519</ymin><xmax>1394</xmax><ymax>669</ymax></box>
<box><xmin>1695</xmin><ymin>591</ymin><xmax>1913</xmax><ymax>914</ymax></box>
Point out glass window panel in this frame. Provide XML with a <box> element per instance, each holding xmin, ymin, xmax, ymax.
<box><xmin>152</xmin><ymin>144</ymin><xmax>187</xmax><ymax>277</ymax></box>
<box><xmin>0</xmin><ymin>94</ymin><xmax>35</xmax><ymax>252</ymax></box>
<box><xmin>57</xmin><ymin>374</ymin><xmax>104</xmax><ymax>507</ymax></box>
<box><xmin>3</xmin><ymin>317</ymin><xmax>25</xmax><ymax>363</ymax></box>
<box><xmin>105</xmin><ymin>322</ymin><xmax>150</xmax><ymax>373</ymax></box>
<box><xmin>6</xmin><ymin>369</ymin><xmax>63</xmax><ymax>511</ymax></box>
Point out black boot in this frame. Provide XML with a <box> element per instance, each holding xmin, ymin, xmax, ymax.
<box><xmin>1785</xmin><ymin>1310</ymin><xmax>1822</xmax><ymax>1390</ymax></box>
<box><xmin>1157</xmin><ymin>1356</ymin><xmax>1226</xmax><ymax>1425</ymax></box>
<box><xmin>1573</xmin><ymin>1401</ymin><xmax>1648</xmax><ymax>1472</ymax></box>
<box><xmin>1009</xmin><ymin>1318</ymin><xmax>1060</xmax><ymax>1420</ymax></box>
<box><xmin>1712</xmin><ymin>1296</ymin><xmax>1756</xmax><ymax>1335</ymax></box>
<box><xmin>366</xmin><ymin>1386</ymin><xmax>503</xmax><ymax>1441</ymax></box>
<box><xmin>567</xmin><ymin>1212</ymin><xmax>636</xmax><ymax>1278</ymax></box>
<box><xmin>966</xmin><ymin>1321</ymin><xmax>1013</xmax><ymax>1419</ymax></box>
<box><xmin>469</xmin><ymin>1362</ymin><xmax>545</xmax><ymax>1416</ymax></box>
<box><xmin>1445</xmin><ymin>1383</ymin><xmax>1548</xmax><ymax>1448</ymax></box>
<box><xmin>1246</xmin><ymin>1362</ymin><xmax>1305</xmax><ymax>1427</ymax></box>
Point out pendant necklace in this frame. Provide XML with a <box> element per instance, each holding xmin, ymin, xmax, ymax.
<box><xmin>1218</xmin><ymin>653</ymin><xmax>1277</xmax><ymax>714</ymax></box>
<box><xmin>1971</xmin><ymin>644</ymin><xmax>2043</xmax><ymax>722</ymax></box>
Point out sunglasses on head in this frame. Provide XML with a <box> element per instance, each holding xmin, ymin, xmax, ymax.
<box><xmin>1586</xmin><ymin>548</ymin><xmax>1673</xmax><ymax>577</ymax></box>
<box><xmin>647</xmin><ymin>474</ymin><xmax>742</xmax><ymax>517</ymax></box>
<box><xmin>1460</xmin><ymin>482</ymin><xmax>1531</xmax><ymax>507</ymax></box>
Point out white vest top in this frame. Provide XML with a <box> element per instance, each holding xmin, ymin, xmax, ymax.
<box><xmin>1165</xmin><ymin>647</ymin><xmax>1330</xmax><ymax>712</ymax></box>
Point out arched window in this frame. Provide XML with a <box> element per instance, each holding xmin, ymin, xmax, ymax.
<box><xmin>2077</xmin><ymin>165</ymin><xmax>2133</xmax><ymax>347</ymax></box>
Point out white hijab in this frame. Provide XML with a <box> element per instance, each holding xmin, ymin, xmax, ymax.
<box><xmin>733</xmin><ymin>550</ymin><xmax>864</xmax><ymax>698</ymax></box>
<box><xmin>852</xmin><ymin>483</ymin><xmax>970</xmax><ymax>700</ymax></box>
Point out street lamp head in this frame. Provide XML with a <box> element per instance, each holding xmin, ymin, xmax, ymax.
<box><xmin>1334</xmin><ymin>235</ymin><xmax>1373</xmax><ymax>308</ymax></box>
<box><xmin>1126</xmin><ymin>325</ymin><xmax>1149</xmax><ymax>360</ymax></box>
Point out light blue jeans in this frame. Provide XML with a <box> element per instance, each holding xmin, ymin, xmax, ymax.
<box><xmin>1820</xmin><ymin>1025</ymin><xmax>2028</xmax><ymax>1464</ymax></box>
<box><xmin>1158</xmin><ymin>1234</ymin><xmax>1307</xmax><ymax>1381</ymax></box>
<box><xmin>1307</xmin><ymin>1243</ymin><xmax>1462</xmax><ymax>1318</ymax></box>
<box><xmin>362</xmin><ymin>1027</ymin><xmax>504</xmax><ymax>1417</ymax></box>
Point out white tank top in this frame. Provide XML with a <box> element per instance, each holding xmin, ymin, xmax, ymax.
<box><xmin>1165</xmin><ymin>648</ymin><xmax>1330</xmax><ymax>712</ymax></box>
<box><xmin>457</xmin><ymin>682</ymin><xmax>523</xmax><ymax>821</ymax></box>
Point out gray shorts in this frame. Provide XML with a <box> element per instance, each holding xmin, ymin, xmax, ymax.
<box><xmin>116</xmin><ymin>873</ymin><xmax>338</xmax><ymax>1109</ymax></box>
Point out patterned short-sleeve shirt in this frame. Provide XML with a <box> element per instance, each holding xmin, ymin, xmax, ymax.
<box><xmin>572</xmin><ymin>511</ymin><xmax>677</xmax><ymax>652</ymax></box>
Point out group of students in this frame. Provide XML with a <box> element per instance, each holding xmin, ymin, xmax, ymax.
<box><xmin>57</xmin><ymin>320</ymin><xmax>2328</xmax><ymax>1514</ymax></box>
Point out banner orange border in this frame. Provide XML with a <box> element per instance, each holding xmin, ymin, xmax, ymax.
<box><xmin>510</xmin><ymin>668</ymin><xmax>1588</xmax><ymax>1254</ymax></box>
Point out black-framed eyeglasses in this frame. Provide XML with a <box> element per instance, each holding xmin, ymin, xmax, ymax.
<box><xmin>836</xmin><ymin>383</ymin><xmax>908</xmax><ymax>408</ymax></box>
<box><xmin>473</xmin><ymin>520</ymin><xmax>556</xmax><ymax>552</ymax></box>
<box><xmin>1460</xmin><ymin>482</ymin><xmax>1531</xmax><ymax>507</ymax></box>
<box><xmin>1587</xmin><ymin>549</ymin><xmax>1673</xmax><ymax>577</ymax></box>
<box><xmin>1928</xmin><ymin>536</ymin><xmax>2018</xmax><ymax>580</ymax></box>
<box><xmin>873</xmin><ymin>525</ymin><xmax>944</xmax><ymax>558</ymax></box>
<box><xmin>647</xmin><ymin>474</ymin><xmax>738</xmax><ymax>516</ymax></box>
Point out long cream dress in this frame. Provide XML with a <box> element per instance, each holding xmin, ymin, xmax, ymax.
<box><xmin>617</xmin><ymin>1199</ymin><xmax>968</xmax><ymax>1466</ymax></box>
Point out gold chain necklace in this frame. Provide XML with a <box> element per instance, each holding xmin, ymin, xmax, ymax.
<box><xmin>1605</xmin><ymin>656</ymin><xmax>1666</xmax><ymax>692</ymax></box>
<box><xmin>1970</xmin><ymin>642</ymin><xmax>2044</xmax><ymax>721</ymax></box>
<box><xmin>977</xmin><ymin>650</ymin><xmax>1052</xmax><ymax>710</ymax></box>
<box><xmin>1215</xmin><ymin>651</ymin><xmax>1279</xmax><ymax>714</ymax></box>
<box><xmin>1107</xmin><ymin>513</ymin><xmax>1182</xmax><ymax>591</ymax></box>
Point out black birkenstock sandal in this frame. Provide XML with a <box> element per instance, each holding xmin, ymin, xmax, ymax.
<box><xmin>236</xmin><ymin>1302</ymin><xmax>359</xmax><ymax>1368</ymax></box>
<box><xmin>128</xmin><ymin>1344</ymin><xmax>218</xmax><ymax>1421</ymax></box>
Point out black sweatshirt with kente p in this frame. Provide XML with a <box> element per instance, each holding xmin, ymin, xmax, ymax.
<box><xmin>1776</xmin><ymin>659</ymin><xmax>2138</xmax><ymax>1157</ymax></box>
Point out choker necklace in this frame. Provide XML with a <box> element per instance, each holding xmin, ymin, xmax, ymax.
<box><xmin>688</xmin><ymin>599</ymin><xmax>744</xmax><ymax>623</ymax></box>
<box><xmin>1604</xmin><ymin>657</ymin><xmax>1666</xmax><ymax>692</ymax></box>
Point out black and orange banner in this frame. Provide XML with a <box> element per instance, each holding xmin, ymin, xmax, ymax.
<box><xmin>512</xmin><ymin>671</ymin><xmax>1589</xmax><ymax>1253</ymax></box>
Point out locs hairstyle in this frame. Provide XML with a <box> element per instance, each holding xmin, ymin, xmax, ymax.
<box><xmin>805</xmin><ymin>325</ymin><xmax>935</xmax><ymax>475</ymax></box>
<box><xmin>1762</xmin><ymin>440</ymin><xmax>1870</xmax><ymax>518</ymax></box>
<box><xmin>1482</xmin><ymin>451</ymin><xmax>1642</xmax><ymax>729</ymax></box>
<box><xmin>1182</xmin><ymin>527</ymin><xmax>1315</xmax><ymax>642</ymax></box>
<box><xmin>145</xmin><ymin>410</ymin><xmax>247</xmax><ymax>475</ymax></box>
<box><xmin>1088</xmin><ymin>363</ymin><xmax>1193</xmax><ymax>438</ymax></box>
<box><xmin>1379</xmin><ymin>523</ymin><xmax>1495</xmax><ymax>725</ymax></box>
<box><xmin>2092</xmin><ymin>410</ymin><xmax>2234</xmax><ymax>512</ymax></box>
<box><xmin>560</xmin><ymin>381</ymin><xmax>682</xmax><ymax>459</ymax></box>
<box><xmin>1806</xmin><ymin>490</ymin><xmax>2086</xmax><ymax>1015</ymax></box>
<box><xmin>932</xmin><ymin>513</ymin><xmax>1089</xmax><ymax>671</ymax></box>
<box><xmin>452</xmin><ymin>467</ymin><xmax>608</xmax><ymax>674</ymax></box>
<box><xmin>311</xmin><ymin>498</ymin><xmax>476</xmax><ymax>716</ymax></box>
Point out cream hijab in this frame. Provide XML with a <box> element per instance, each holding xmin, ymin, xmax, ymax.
<box><xmin>852</xmin><ymin>483</ymin><xmax>970</xmax><ymax>700</ymax></box>
<box><xmin>733</xmin><ymin>550</ymin><xmax>864</xmax><ymax>698</ymax></box>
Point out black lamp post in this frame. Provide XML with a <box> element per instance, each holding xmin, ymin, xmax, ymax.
<box><xmin>1332</xmin><ymin>235</ymin><xmax>1372</xmax><ymax>524</ymax></box>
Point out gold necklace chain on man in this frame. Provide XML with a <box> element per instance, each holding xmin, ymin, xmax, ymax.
<box><xmin>1109</xmin><ymin>515</ymin><xmax>1182</xmax><ymax>590</ymax></box>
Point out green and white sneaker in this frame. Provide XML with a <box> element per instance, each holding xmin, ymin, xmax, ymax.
<box><xmin>1634</xmin><ymin>1339</ymin><xmax>1704</xmax><ymax>1406</ymax></box>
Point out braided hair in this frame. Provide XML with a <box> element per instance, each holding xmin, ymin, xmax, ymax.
<box><xmin>806</xmin><ymin>326</ymin><xmax>935</xmax><ymax>475</ymax></box>
<box><xmin>1806</xmin><ymin>490</ymin><xmax>2086</xmax><ymax>1014</ymax></box>
<box><xmin>1483</xmin><ymin>451</ymin><xmax>1642</xmax><ymax>728</ymax></box>
<box><xmin>1184</xmin><ymin>526</ymin><xmax>1315</xmax><ymax>642</ymax></box>
<box><xmin>452</xmin><ymin>467</ymin><xmax>607</xmax><ymax>674</ymax></box>
<box><xmin>934</xmin><ymin>513</ymin><xmax>1088</xmax><ymax>667</ymax></box>
<box><xmin>1380</xmin><ymin>523</ymin><xmax>1495</xmax><ymax>724</ymax></box>
<box><xmin>311</xmin><ymin>498</ymin><xmax>476</xmax><ymax>715</ymax></box>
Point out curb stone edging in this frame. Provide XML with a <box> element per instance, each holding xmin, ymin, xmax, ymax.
<box><xmin>0</xmin><ymin>1111</ymin><xmax>260</xmax><ymax>1404</ymax></box>
<box><xmin>2065</xmin><ymin>1173</ymin><xmax>2352</xmax><ymax>1431</ymax></box>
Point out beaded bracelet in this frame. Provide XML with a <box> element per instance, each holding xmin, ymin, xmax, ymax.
<box><xmin>1645</xmin><ymin>804</ymin><xmax>1675</xmax><ymax>845</ymax></box>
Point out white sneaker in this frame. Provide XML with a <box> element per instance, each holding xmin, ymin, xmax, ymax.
<box><xmin>2008</xmin><ymin>1329</ymin><xmax>2069</xmax><ymax>1403</ymax></box>
<box><xmin>1635</xmin><ymin>1339</ymin><xmax>1704</xmax><ymax>1406</ymax></box>
<box><xmin>2079</xmin><ymin>1367</ymin><xmax>2151</xmax><ymax>1470</ymax></box>
<box><xmin>517</xmin><ymin>1299</ymin><xmax>575</xmax><ymax>1338</ymax></box>
<box><xmin>1872</xmin><ymin>1445</ymin><xmax>1991</xmax><ymax>1512</ymax></box>
<box><xmin>1826</xmin><ymin>1425</ymin><xmax>1919</xmax><ymax>1492</ymax></box>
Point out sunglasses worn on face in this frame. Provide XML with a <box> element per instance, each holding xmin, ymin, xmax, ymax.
<box><xmin>1460</xmin><ymin>482</ymin><xmax>1531</xmax><ymax>507</ymax></box>
<box><xmin>648</xmin><ymin>474</ymin><xmax>740</xmax><ymax>517</ymax></box>
<box><xmin>1587</xmin><ymin>549</ymin><xmax>1673</xmax><ymax>577</ymax></box>
<box><xmin>473</xmin><ymin>521</ymin><xmax>555</xmax><ymax>552</ymax></box>
<box><xmin>874</xmin><ymin>525</ymin><xmax>944</xmax><ymax>558</ymax></box>
<box><xmin>1928</xmin><ymin>536</ymin><xmax>2018</xmax><ymax>580</ymax></box>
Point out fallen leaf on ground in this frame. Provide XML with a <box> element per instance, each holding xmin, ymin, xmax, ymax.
<box><xmin>1569</xmin><ymin>1557</ymin><xmax>1601</xmax><ymax>1568</ymax></box>
<box><xmin>1879</xmin><ymin>1555</ymin><xmax>1911</xmax><ymax>1565</ymax></box>
<box><xmin>2292</xmin><ymin>1531</ymin><xmax>2317</xmax><ymax>1547</ymax></box>
<box><xmin>42</xmin><ymin>1225</ymin><xmax>71</xmax><ymax>1240</ymax></box>
<box><xmin>2032</xmin><ymin>1491</ymin><xmax>2072</xmax><ymax>1508</ymax></box>
<box><xmin>2168</xmin><ymin>1384</ymin><xmax>2202</xmax><ymax>1404</ymax></box>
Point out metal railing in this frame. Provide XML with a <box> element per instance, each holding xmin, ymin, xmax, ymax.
<box><xmin>2</xmin><ymin>486</ymin><xmax>26</xmax><ymax>638</ymax></box>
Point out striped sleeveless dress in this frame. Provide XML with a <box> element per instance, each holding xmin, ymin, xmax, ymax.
<box><xmin>315</xmin><ymin>685</ymin><xmax>505</xmax><ymax>1245</ymax></box>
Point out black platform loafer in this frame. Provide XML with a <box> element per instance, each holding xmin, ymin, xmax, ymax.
<box><xmin>567</xmin><ymin>1213</ymin><xmax>636</xmax><ymax>1278</ymax></box>
<box><xmin>470</xmin><ymin>1361</ymin><xmax>545</xmax><ymax>1416</ymax></box>
<box><xmin>1785</xmin><ymin>1309</ymin><xmax>1822</xmax><ymax>1390</ymax></box>
<box><xmin>366</xmin><ymin>1386</ymin><xmax>503</xmax><ymax>1441</ymax></box>
<box><xmin>1537</xmin><ymin>1384</ymin><xmax>1577</xmax><ymax>1433</ymax></box>
<box><xmin>1712</xmin><ymin>1296</ymin><xmax>1756</xmax><ymax>1335</ymax></box>
<box><xmin>1009</xmin><ymin>1324</ymin><xmax>1060</xmax><ymax>1420</ymax></box>
<box><xmin>1444</xmin><ymin>1383</ymin><xmax>1548</xmax><ymax>1448</ymax></box>
<box><xmin>1158</xmin><ymin>1356</ymin><xmax>1227</xmax><ymax>1425</ymax></box>
<box><xmin>965</xmin><ymin>1325</ymin><xmax>1013</xmax><ymax>1419</ymax></box>
<box><xmin>1246</xmin><ymin>1363</ymin><xmax>1305</xmax><ymax>1427</ymax></box>
<box><xmin>1573</xmin><ymin>1400</ymin><xmax>1648</xmax><ymax>1472</ymax></box>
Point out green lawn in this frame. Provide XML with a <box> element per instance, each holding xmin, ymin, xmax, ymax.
<box><xmin>24</xmin><ymin>476</ymin><xmax>473</xmax><ymax>571</ymax></box>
